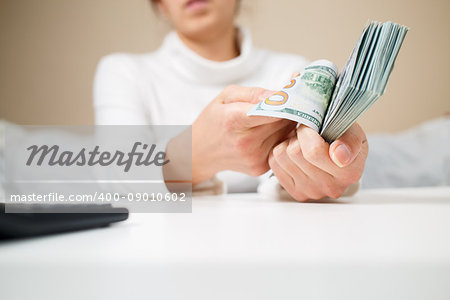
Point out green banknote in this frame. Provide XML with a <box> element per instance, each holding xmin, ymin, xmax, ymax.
<box><xmin>248</xmin><ymin>60</ymin><xmax>337</xmax><ymax>132</ymax></box>
<box><xmin>248</xmin><ymin>21</ymin><xmax>409</xmax><ymax>143</ymax></box>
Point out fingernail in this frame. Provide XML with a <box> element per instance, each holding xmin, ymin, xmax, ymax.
<box><xmin>332</xmin><ymin>144</ymin><xmax>352</xmax><ymax>167</ymax></box>
<box><xmin>258</xmin><ymin>90</ymin><xmax>275</xmax><ymax>102</ymax></box>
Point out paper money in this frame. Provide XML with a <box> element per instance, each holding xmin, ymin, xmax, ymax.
<box><xmin>248</xmin><ymin>21</ymin><xmax>409</xmax><ymax>143</ymax></box>
<box><xmin>248</xmin><ymin>60</ymin><xmax>338</xmax><ymax>132</ymax></box>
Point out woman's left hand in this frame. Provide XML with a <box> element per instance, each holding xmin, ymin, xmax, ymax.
<box><xmin>269</xmin><ymin>122</ymin><xmax>368</xmax><ymax>201</ymax></box>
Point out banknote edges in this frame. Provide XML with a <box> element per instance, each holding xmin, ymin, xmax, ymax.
<box><xmin>321</xmin><ymin>21</ymin><xmax>409</xmax><ymax>142</ymax></box>
<box><xmin>248</xmin><ymin>20</ymin><xmax>409</xmax><ymax>143</ymax></box>
<box><xmin>248</xmin><ymin>59</ymin><xmax>338</xmax><ymax>132</ymax></box>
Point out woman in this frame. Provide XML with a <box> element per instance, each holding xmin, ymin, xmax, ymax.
<box><xmin>94</xmin><ymin>0</ymin><xmax>368</xmax><ymax>201</ymax></box>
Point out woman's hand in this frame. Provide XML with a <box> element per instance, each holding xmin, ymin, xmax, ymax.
<box><xmin>191</xmin><ymin>85</ymin><xmax>296</xmax><ymax>184</ymax></box>
<box><xmin>268</xmin><ymin>123</ymin><xmax>368</xmax><ymax>201</ymax></box>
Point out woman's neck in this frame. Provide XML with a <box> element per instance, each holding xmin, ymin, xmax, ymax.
<box><xmin>177</xmin><ymin>26</ymin><xmax>240</xmax><ymax>62</ymax></box>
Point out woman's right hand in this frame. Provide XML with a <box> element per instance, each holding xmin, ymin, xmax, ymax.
<box><xmin>191</xmin><ymin>85</ymin><xmax>296</xmax><ymax>184</ymax></box>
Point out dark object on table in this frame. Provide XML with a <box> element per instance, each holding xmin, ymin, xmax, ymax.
<box><xmin>0</xmin><ymin>202</ymin><xmax>128</xmax><ymax>239</ymax></box>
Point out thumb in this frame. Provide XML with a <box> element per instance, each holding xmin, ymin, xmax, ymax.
<box><xmin>329</xmin><ymin>123</ymin><xmax>366</xmax><ymax>168</ymax></box>
<box><xmin>221</xmin><ymin>85</ymin><xmax>275</xmax><ymax>104</ymax></box>
<box><xmin>290</xmin><ymin>72</ymin><xmax>301</xmax><ymax>80</ymax></box>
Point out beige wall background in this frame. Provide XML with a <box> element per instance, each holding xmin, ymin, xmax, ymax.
<box><xmin>0</xmin><ymin>0</ymin><xmax>449</xmax><ymax>133</ymax></box>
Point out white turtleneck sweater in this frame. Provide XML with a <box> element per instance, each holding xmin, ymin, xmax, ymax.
<box><xmin>93</xmin><ymin>28</ymin><xmax>309</xmax><ymax>193</ymax></box>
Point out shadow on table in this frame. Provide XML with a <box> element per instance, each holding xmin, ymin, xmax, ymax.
<box><xmin>277</xmin><ymin>187</ymin><xmax>450</xmax><ymax>205</ymax></box>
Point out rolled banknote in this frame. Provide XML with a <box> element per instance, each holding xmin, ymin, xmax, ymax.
<box><xmin>248</xmin><ymin>59</ymin><xmax>338</xmax><ymax>132</ymax></box>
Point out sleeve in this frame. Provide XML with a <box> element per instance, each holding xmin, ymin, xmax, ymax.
<box><xmin>93</xmin><ymin>54</ymin><xmax>225</xmax><ymax>197</ymax></box>
<box><xmin>93</xmin><ymin>54</ymin><xmax>150</xmax><ymax>125</ymax></box>
<box><xmin>192</xmin><ymin>177</ymin><xmax>226</xmax><ymax>196</ymax></box>
<box><xmin>92</xmin><ymin>54</ymin><xmax>169</xmax><ymax>197</ymax></box>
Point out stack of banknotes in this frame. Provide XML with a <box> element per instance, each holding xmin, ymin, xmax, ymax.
<box><xmin>248</xmin><ymin>21</ymin><xmax>409</xmax><ymax>143</ymax></box>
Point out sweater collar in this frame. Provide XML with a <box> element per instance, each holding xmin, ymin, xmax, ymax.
<box><xmin>158</xmin><ymin>27</ymin><xmax>261</xmax><ymax>84</ymax></box>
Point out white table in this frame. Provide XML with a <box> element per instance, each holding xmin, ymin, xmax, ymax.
<box><xmin>1</xmin><ymin>187</ymin><xmax>450</xmax><ymax>300</ymax></box>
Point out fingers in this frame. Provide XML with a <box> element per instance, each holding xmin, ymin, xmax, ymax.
<box><xmin>295</xmin><ymin>124</ymin><xmax>365</xmax><ymax>185</ymax></box>
<box><xmin>220</xmin><ymin>85</ymin><xmax>275</xmax><ymax>104</ymax></box>
<box><xmin>229</xmin><ymin>102</ymin><xmax>287</xmax><ymax>127</ymax></box>
<box><xmin>272</xmin><ymin>140</ymin><xmax>309</xmax><ymax>186</ymax></box>
<box><xmin>288</xmin><ymin>137</ymin><xmax>348</xmax><ymax>199</ymax></box>
<box><xmin>268</xmin><ymin>152</ymin><xmax>297</xmax><ymax>196</ymax></box>
<box><xmin>269</xmin><ymin>123</ymin><xmax>369</xmax><ymax>201</ymax></box>
<box><xmin>260</xmin><ymin>121</ymin><xmax>297</xmax><ymax>157</ymax></box>
<box><xmin>296</xmin><ymin>125</ymin><xmax>338</xmax><ymax>175</ymax></box>
<box><xmin>329</xmin><ymin>122</ymin><xmax>367</xmax><ymax>168</ymax></box>
<box><xmin>284</xmin><ymin>137</ymin><xmax>334</xmax><ymax>184</ymax></box>
<box><xmin>290</xmin><ymin>72</ymin><xmax>300</xmax><ymax>80</ymax></box>
<box><xmin>254</xmin><ymin>119</ymin><xmax>295</xmax><ymax>138</ymax></box>
<box><xmin>273</xmin><ymin>138</ymin><xmax>338</xmax><ymax>200</ymax></box>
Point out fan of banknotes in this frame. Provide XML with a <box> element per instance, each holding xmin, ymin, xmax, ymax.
<box><xmin>248</xmin><ymin>21</ymin><xmax>409</xmax><ymax>143</ymax></box>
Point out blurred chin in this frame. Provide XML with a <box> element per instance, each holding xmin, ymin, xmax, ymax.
<box><xmin>177</xmin><ymin>14</ymin><xmax>224</xmax><ymax>40</ymax></box>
